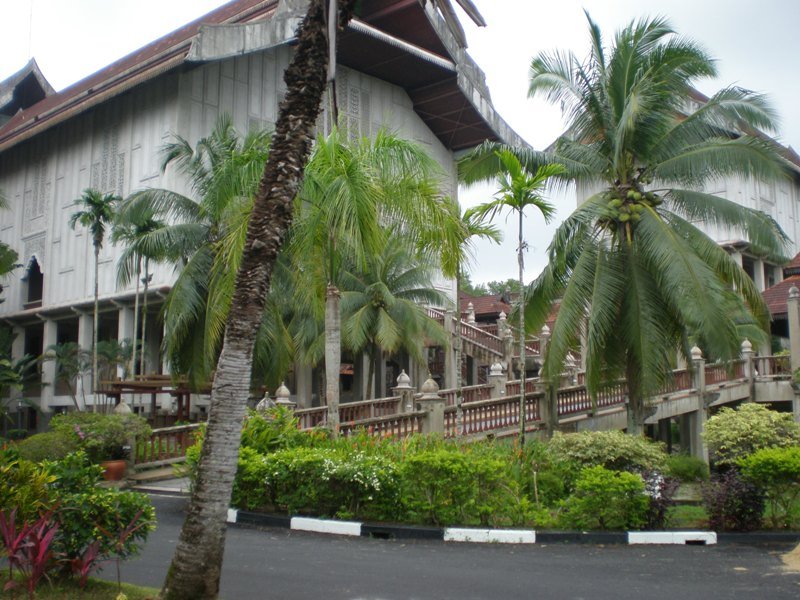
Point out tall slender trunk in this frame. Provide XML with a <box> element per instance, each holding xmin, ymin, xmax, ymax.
<box><xmin>140</xmin><ymin>258</ymin><xmax>150</xmax><ymax>377</ymax></box>
<box><xmin>626</xmin><ymin>354</ymin><xmax>644</xmax><ymax>435</ymax></box>
<box><xmin>325</xmin><ymin>285</ymin><xmax>341</xmax><ymax>433</ymax></box>
<box><xmin>160</xmin><ymin>2</ymin><xmax>356</xmax><ymax>597</ymax></box>
<box><xmin>518</xmin><ymin>210</ymin><xmax>526</xmax><ymax>444</ymax></box>
<box><xmin>132</xmin><ymin>261</ymin><xmax>141</xmax><ymax>377</ymax></box>
<box><xmin>92</xmin><ymin>242</ymin><xmax>100</xmax><ymax>412</ymax></box>
<box><xmin>454</xmin><ymin>264</ymin><xmax>464</xmax><ymax>434</ymax></box>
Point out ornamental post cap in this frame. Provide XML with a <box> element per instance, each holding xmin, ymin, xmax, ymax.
<box><xmin>690</xmin><ymin>345</ymin><xmax>703</xmax><ymax>361</ymax></box>
<box><xmin>790</xmin><ymin>286</ymin><xmax>800</xmax><ymax>299</ymax></box>
<box><xmin>420</xmin><ymin>373</ymin><xmax>439</xmax><ymax>395</ymax></box>
<box><xmin>276</xmin><ymin>381</ymin><xmax>290</xmax><ymax>399</ymax></box>
<box><xmin>396</xmin><ymin>369</ymin><xmax>411</xmax><ymax>388</ymax></box>
<box><xmin>741</xmin><ymin>339</ymin><xmax>752</xmax><ymax>352</ymax></box>
<box><xmin>489</xmin><ymin>362</ymin><xmax>504</xmax><ymax>376</ymax></box>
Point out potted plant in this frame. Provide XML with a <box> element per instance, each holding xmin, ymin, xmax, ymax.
<box><xmin>50</xmin><ymin>412</ymin><xmax>151</xmax><ymax>480</ymax></box>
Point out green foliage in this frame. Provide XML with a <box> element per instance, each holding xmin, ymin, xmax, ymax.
<box><xmin>0</xmin><ymin>454</ymin><xmax>56</xmax><ymax>523</ymax></box>
<box><xmin>702</xmin><ymin>469</ymin><xmax>764</xmax><ymax>531</ymax></box>
<box><xmin>548</xmin><ymin>430</ymin><xmax>667</xmax><ymax>483</ymax></box>
<box><xmin>400</xmin><ymin>449</ymin><xmax>511</xmax><ymax>526</ymax></box>
<box><xmin>666</xmin><ymin>454</ymin><xmax>709</xmax><ymax>482</ymax></box>
<box><xmin>703</xmin><ymin>404</ymin><xmax>800</xmax><ymax>466</ymax></box>
<box><xmin>560</xmin><ymin>466</ymin><xmax>649</xmax><ymax>530</ymax></box>
<box><xmin>239</xmin><ymin>407</ymin><xmax>309</xmax><ymax>454</ymax></box>
<box><xmin>50</xmin><ymin>412</ymin><xmax>151</xmax><ymax>461</ymax></box>
<box><xmin>14</xmin><ymin>431</ymin><xmax>77</xmax><ymax>463</ymax></box>
<box><xmin>738</xmin><ymin>446</ymin><xmax>800</xmax><ymax>528</ymax></box>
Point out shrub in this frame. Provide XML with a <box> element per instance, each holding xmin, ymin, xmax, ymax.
<box><xmin>0</xmin><ymin>456</ymin><xmax>55</xmax><ymax>523</ymax></box>
<box><xmin>50</xmin><ymin>412</ymin><xmax>151</xmax><ymax>462</ymax></box>
<box><xmin>400</xmin><ymin>449</ymin><xmax>511</xmax><ymax>526</ymax></box>
<box><xmin>738</xmin><ymin>446</ymin><xmax>800</xmax><ymax>529</ymax></box>
<box><xmin>240</xmin><ymin>407</ymin><xmax>311</xmax><ymax>454</ymax></box>
<box><xmin>703</xmin><ymin>404</ymin><xmax>800</xmax><ymax>467</ymax></box>
<box><xmin>702</xmin><ymin>469</ymin><xmax>764</xmax><ymax>531</ymax></box>
<box><xmin>14</xmin><ymin>431</ymin><xmax>77</xmax><ymax>462</ymax></box>
<box><xmin>233</xmin><ymin>447</ymin><xmax>271</xmax><ymax>511</ymax></box>
<box><xmin>261</xmin><ymin>447</ymin><xmax>400</xmax><ymax>521</ymax></box>
<box><xmin>665</xmin><ymin>454</ymin><xmax>709</xmax><ymax>482</ymax></box>
<box><xmin>559</xmin><ymin>466</ymin><xmax>649</xmax><ymax>530</ymax></box>
<box><xmin>547</xmin><ymin>430</ymin><xmax>667</xmax><ymax>484</ymax></box>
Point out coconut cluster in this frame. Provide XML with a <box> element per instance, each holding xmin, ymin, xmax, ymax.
<box><xmin>599</xmin><ymin>188</ymin><xmax>662</xmax><ymax>230</ymax></box>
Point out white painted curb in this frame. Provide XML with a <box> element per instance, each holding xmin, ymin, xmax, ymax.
<box><xmin>628</xmin><ymin>531</ymin><xmax>717</xmax><ymax>545</ymax></box>
<box><xmin>226</xmin><ymin>508</ymin><xmax>238</xmax><ymax>524</ymax></box>
<box><xmin>444</xmin><ymin>528</ymin><xmax>536</xmax><ymax>544</ymax></box>
<box><xmin>290</xmin><ymin>517</ymin><xmax>362</xmax><ymax>537</ymax></box>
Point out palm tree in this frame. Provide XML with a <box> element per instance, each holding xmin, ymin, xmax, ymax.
<box><xmin>466</xmin><ymin>151</ymin><xmax>563</xmax><ymax>441</ymax></box>
<box><xmin>162</xmin><ymin>2</ymin><xmax>485</xmax><ymax>595</ymax></box>
<box><xmin>112</xmin><ymin>207</ymin><xmax>165</xmax><ymax>378</ymax></box>
<box><xmin>461</xmin><ymin>15</ymin><xmax>790</xmax><ymax>434</ymax></box>
<box><xmin>117</xmin><ymin>115</ymin><xmax>272</xmax><ymax>388</ymax></box>
<box><xmin>69</xmin><ymin>189</ymin><xmax>118</xmax><ymax>406</ymax></box>
<box><xmin>291</xmin><ymin>127</ymin><xmax>458</xmax><ymax>432</ymax></box>
<box><xmin>340</xmin><ymin>235</ymin><xmax>448</xmax><ymax>399</ymax></box>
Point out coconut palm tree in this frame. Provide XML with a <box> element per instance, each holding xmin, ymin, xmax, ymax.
<box><xmin>466</xmin><ymin>151</ymin><xmax>564</xmax><ymax>441</ymax></box>
<box><xmin>291</xmin><ymin>127</ymin><xmax>458</xmax><ymax>432</ymax></box>
<box><xmin>340</xmin><ymin>235</ymin><xmax>448</xmax><ymax>399</ymax></box>
<box><xmin>162</xmin><ymin>2</ymin><xmax>485</xmax><ymax>595</ymax></box>
<box><xmin>117</xmin><ymin>115</ymin><xmax>272</xmax><ymax>387</ymax></box>
<box><xmin>69</xmin><ymin>189</ymin><xmax>118</xmax><ymax>405</ymax></box>
<box><xmin>111</xmin><ymin>207</ymin><xmax>166</xmax><ymax>378</ymax></box>
<box><xmin>460</xmin><ymin>15</ymin><xmax>790</xmax><ymax>434</ymax></box>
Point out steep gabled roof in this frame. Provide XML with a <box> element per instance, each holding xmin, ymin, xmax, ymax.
<box><xmin>0</xmin><ymin>0</ymin><xmax>523</xmax><ymax>155</ymax></box>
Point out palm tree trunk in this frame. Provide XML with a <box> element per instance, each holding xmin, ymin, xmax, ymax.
<box><xmin>92</xmin><ymin>243</ymin><xmax>100</xmax><ymax>412</ymax></box>
<box><xmin>140</xmin><ymin>258</ymin><xmax>149</xmax><ymax>377</ymax></box>
<box><xmin>131</xmin><ymin>261</ymin><xmax>141</xmax><ymax>410</ymax></box>
<box><xmin>325</xmin><ymin>285</ymin><xmax>341</xmax><ymax>433</ymax></box>
<box><xmin>160</xmin><ymin>2</ymin><xmax>356</xmax><ymax>597</ymax></box>
<box><xmin>626</xmin><ymin>355</ymin><xmax>644</xmax><ymax>435</ymax></box>
<box><xmin>517</xmin><ymin>210</ymin><xmax>526</xmax><ymax>444</ymax></box>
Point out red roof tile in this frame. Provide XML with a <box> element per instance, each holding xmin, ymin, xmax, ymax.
<box><xmin>762</xmin><ymin>274</ymin><xmax>800</xmax><ymax>317</ymax></box>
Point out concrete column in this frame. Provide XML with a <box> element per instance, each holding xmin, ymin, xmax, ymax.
<box><xmin>417</xmin><ymin>375</ymin><xmax>444</xmax><ymax>434</ymax></box>
<box><xmin>466</xmin><ymin>302</ymin><xmax>475</xmax><ymax>324</ymax></box>
<box><xmin>77</xmin><ymin>312</ymin><xmax>93</xmax><ymax>408</ymax></box>
<box><xmin>443</xmin><ymin>309</ymin><xmax>457</xmax><ymax>389</ymax></box>
<box><xmin>539</xmin><ymin>324</ymin><xmax>550</xmax><ymax>367</ymax></box>
<box><xmin>788</xmin><ymin>286</ymin><xmax>800</xmax><ymax>373</ymax></box>
<box><xmin>40</xmin><ymin>318</ymin><xmax>57</xmax><ymax>413</ymax></box>
<box><xmin>392</xmin><ymin>370</ymin><xmax>415</xmax><ymax>413</ymax></box>
<box><xmin>294</xmin><ymin>362</ymin><xmax>313</xmax><ymax>408</ymax></box>
<box><xmin>753</xmin><ymin>257</ymin><xmax>766</xmax><ymax>292</ymax></box>
<box><xmin>690</xmin><ymin>345</ymin><xmax>709</xmax><ymax>461</ymax></box>
<box><xmin>118</xmin><ymin>305</ymin><xmax>135</xmax><ymax>379</ymax></box>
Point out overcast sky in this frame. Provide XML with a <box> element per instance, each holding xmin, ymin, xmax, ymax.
<box><xmin>2</xmin><ymin>0</ymin><xmax>799</xmax><ymax>284</ymax></box>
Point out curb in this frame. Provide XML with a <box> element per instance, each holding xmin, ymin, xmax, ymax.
<box><xmin>227</xmin><ymin>508</ymin><xmax>720</xmax><ymax>546</ymax></box>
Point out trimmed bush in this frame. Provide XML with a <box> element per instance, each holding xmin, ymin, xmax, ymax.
<box><xmin>702</xmin><ymin>469</ymin><xmax>764</xmax><ymax>531</ymax></box>
<box><xmin>548</xmin><ymin>430</ymin><xmax>667</xmax><ymax>483</ymax></box>
<box><xmin>559</xmin><ymin>466</ymin><xmax>649</xmax><ymax>530</ymax></box>
<box><xmin>50</xmin><ymin>412</ymin><xmax>151</xmax><ymax>462</ymax></box>
<box><xmin>14</xmin><ymin>431</ymin><xmax>77</xmax><ymax>462</ymax></box>
<box><xmin>739</xmin><ymin>446</ymin><xmax>800</xmax><ymax>528</ymax></box>
<box><xmin>703</xmin><ymin>404</ymin><xmax>800</xmax><ymax>467</ymax></box>
<box><xmin>665</xmin><ymin>454</ymin><xmax>709</xmax><ymax>482</ymax></box>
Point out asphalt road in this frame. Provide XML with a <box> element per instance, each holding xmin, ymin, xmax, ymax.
<box><xmin>108</xmin><ymin>495</ymin><xmax>800</xmax><ymax>599</ymax></box>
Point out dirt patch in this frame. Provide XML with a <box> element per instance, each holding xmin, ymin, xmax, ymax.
<box><xmin>782</xmin><ymin>543</ymin><xmax>800</xmax><ymax>572</ymax></box>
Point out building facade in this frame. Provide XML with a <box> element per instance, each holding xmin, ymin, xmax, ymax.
<box><xmin>0</xmin><ymin>0</ymin><xmax>520</xmax><ymax>429</ymax></box>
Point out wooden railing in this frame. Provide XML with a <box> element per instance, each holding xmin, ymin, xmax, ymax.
<box><xmin>446</xmin><ymin>391</ymin><xmax>542</xmax><ymax>437</ymax></box>
<box><xmin>705</xmin><ymin>363</ymin><xmax>730</xmax><ymax>385</ymax></box>
<box><xmin>294</xmin><ymin>396</ymin><xmax>401</xmax><ymax>430</ymax></box>
<box><xmin>439</xmin><ymin>384</ymin><xmax>494</xmax><ymax>406</ymax></box>
<box><xmin>134</xmin><ymin>423</ymin><xmax>202</xmax><ymax>466</ymax></box>
<box><xmin>339</xmin><ymin>412</ymin><xmax>423</xmax><ymax>438</ymax></box>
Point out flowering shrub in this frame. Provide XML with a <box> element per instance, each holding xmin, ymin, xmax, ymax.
<box><xmin>50</xmin><ymin>412</ymin><xmax>151</xmax><ymax>462</ymax></box>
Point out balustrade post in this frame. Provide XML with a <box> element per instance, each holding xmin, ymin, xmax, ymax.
<box><xmin>466</xmin><ymin>302</ymin><xmax>476</xmax><ymax>324</ymax></box>
<box><xmin>788</xmin><ymin>286</ymin><xmax>800</xmax><ymax>374</ymax></box>
<box><xmin>275</xmin><ymin>381</ymin><xmax>296</xmax><ymax>410</ymax></box>
<box><xmin>417</xmin><ymin>374</ymin><xmax>445</xmax><ymax>435</ymax></box>
<box><xmin>392</xmin><ymin>370</ymin><xmax>415</xmax><ymax>413</ymax></box>
<box><xmin>488</xmin><ymin>362</ymin><xmax>506</xmax><ymax>399</ymax></box>
<box><xmin>689</xmin><ymin>345</ymin><xmax>709</xmax><ymax>461</ymax></box>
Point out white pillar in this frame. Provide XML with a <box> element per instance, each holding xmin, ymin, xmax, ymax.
<box><xmin>690</xmin><ymin>345</ymin><xmax>709</xmax><ymax>462</ymax></box>
<box><xmin>753</xmin><ymin>258</ymin><xmax>766</xmax><ymax>292</ymax></box>
<box><xmin>118</xmin><ymin>305</ymin><xmax>135</xmax><ymax>379</ymax></box>
<box><xmin>788</xmin><ymin>286</ymin><xmax>800</xmax><ymax>373</ymax></box>
<box><xmin>40</xmin><ymin>318</ymin><xmax>57</xmax><ymax>413</ymax></box>
<box><xmin>77</xmin><ymin>312</ymin><xmax>94</xmax><ymax>407</ymax></box>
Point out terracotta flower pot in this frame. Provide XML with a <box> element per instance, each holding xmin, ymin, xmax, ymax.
<box><xmin>100</xmin><ymin>459</ymin><xmax>127</xmax><ymax>481</ymax></box>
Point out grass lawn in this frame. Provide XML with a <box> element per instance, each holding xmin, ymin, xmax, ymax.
<box><xmin>667</xmin><ymin>504</ymin><xmax>708</xmax><ymax>529</ymax></box>
<box><xmin>0</xmin><ymin>575</ymin><xmax>159</xmax><ymax>599</ymax></box>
